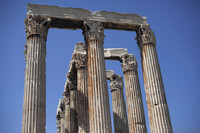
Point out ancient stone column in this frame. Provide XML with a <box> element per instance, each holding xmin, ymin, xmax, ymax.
<box><xmin>74</xmin><ymin>52</ymin><xmax>89</xmax><ymax>133</ymax></box>
<box><xmin>22</xmin><ymin>17</ymin><xmax>50</xmax><ymax>133</ymax></box>
<box><xmin>56</xmin><ymin>99</ymin><xmax>65</xmax><ymax>133</ymax></box>
<box><xmin>67</xmin><ymin>60</ymin><xmax>78</xmax><ymax>133</ymax></box>
<box><xmin>63</xmin><ymin>87</ymin><xmax>70</xmax><ymax>133</ymax></box>
<box><xmin>136</xmin><ymin>25</ymin><xmax>173</xmax><ymax>133</ymax></box>
<box><xmin>82</xmin><ymin>20</ymin><xmax>112</xmax><ymax>133</ymax></box>
<box><xmin>106</xmin><ymin>70</ymin><xmax>129</xmax><ymax>133</ymax></box>
<box><xmin>121</xmin><ymin>54</ymin><xmax>147</xmax><ymax>133</ymax></box>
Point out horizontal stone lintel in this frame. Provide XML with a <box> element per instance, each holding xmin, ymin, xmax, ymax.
<box><xmin>104</xmin><ymin>48</ymin><xmax>128</xmax><ymax>60</ymax></box>
<box><xmin>27</xmin><ymin>4</ymin><xmax>148</xmax><ymax>31</ymax></box>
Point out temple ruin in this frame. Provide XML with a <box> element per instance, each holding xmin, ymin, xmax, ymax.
<box><xmin>22</xmin><ymin>4</ymin><xmax>173</xmax><ymax>133</ymax></box>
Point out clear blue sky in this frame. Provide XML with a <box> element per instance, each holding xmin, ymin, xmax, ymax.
<box><xmin>0</xmin><ymin>0</ymin><xmax>200</xmax><ymax>133</ymax></box>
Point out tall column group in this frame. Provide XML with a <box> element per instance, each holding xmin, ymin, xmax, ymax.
<box><xmin>22</xmin><ymin>12</ymin><xmax>172</xmax><ymax>133</ymax></box>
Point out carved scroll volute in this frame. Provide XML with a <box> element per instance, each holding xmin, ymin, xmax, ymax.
<box><xmin>109</xmin><ymin>74</ymin><xmax>124</xmax><ymax>92</ymax></box>
<box><xmin>136</xmin><ymin>24</ymin><xmax>156</xmax><ymax>49</ymax></box>
<box><xmin>120</xmin><ymin>54</ymin><xmax>137</xmax><ymax>73</ymax></box>
<box><xmin>25</xmin><ymin>16</ymin><xmax>51</xmax><ymax>40</ymax></box>
<box><xmin>82</xmin><ymin>20</ymin><xmax>105</xmax><ymax>44</ymax></box>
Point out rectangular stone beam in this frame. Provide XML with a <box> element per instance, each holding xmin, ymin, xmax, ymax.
<box><xmin>104</xmin><ymin>48</ymin><xmax>128</xmax><ymax>60</ymax></box>
<box><xmin>27</xmin><ymin>4</ymin><xmax>147</xmax><ymax>31</ymax></box>
<box><xmin>106</xmin><ymin>70</ymin><xmax>115</xmax><ymax>80</ymax></box>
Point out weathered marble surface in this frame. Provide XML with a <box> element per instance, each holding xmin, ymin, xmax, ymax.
<box><xmin>27</xmin><ymin>4</ymin><xmax>147</xmax><ymax>31</ymax></box>
<box><xmin>106</xmin><ymin>70</ymin><xmax>129</xmax><ymax>133</ymax></box>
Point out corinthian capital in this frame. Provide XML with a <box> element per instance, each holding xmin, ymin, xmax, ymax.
<box><xmin>82</xmin><ymin>20</ymin><xmax>104</xmax><ymax>44</ymax></box>
<box><xmin>136</xmin><ymin>24</ymin><xmax>156</xmax><ymax>47</ymax></box>
<box><xmin>109</xmin><ymin>74</ymin><xmax>124</xmax><ymax>92</ymax></box>
<box><xmin>120</xmin><ymin>54</ymin><xmax>137</xmax><ymax>73</ymax></box>
<box><xmin>73</xmin><ymin>53</ymin><xmax>86</xmax><ymax>69</ymax></box>
<box><xmin>25</xmin><ymin>16</ymin><xmax>51</xmax><ymax>39</ymax></box>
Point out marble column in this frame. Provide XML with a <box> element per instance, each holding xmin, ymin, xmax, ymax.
<box><xmin>63</xmin><ymin>88</ymin><xmax>70</xmax><ymax>133</ymax></box>
<box><xmin>121</xmin><ymin>54</ymin><xmax>147</xmax><ymax>133</ymax></box>
<box><xmin>56</xmin><ymin>99</ymin><xmax>65</xmax><ymax>133</ymax></box>
<box><xmin>67</xmin><ymin>60</ymin><xmax>78</xmax><ymax>133</ymax></box>
<box><xmin>82</xmin><ymin>20</ymin><xmax>112</xmax><ymax>133</ymax></box>
<box><xmin>107</xmin><ymin>72</ymin><xmax>129</xmax><ymax>133</ymax></box>
<box><xmin>74</xmin><ymin>53</ymin><xmax>89</xmax><ymax>133</ymax></box>
<box><xmin>136</xmin><ymin>25</ymin><xmax>173</xmax><ymax>133</ymax></box>
<box><xmin>22</xmin><ymin>17</ymin><xmax>50</xmax><ymax>133</ymax></box>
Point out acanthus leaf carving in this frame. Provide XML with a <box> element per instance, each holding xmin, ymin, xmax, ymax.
<box><xmin>120</xmin><ymin>54</ymin><xmax>137</xmax><ymax>73</ymax></box>
<box><xmin>73</xmin><ymin>53</ymin><xmax>86</xmax><ymax>69</ymax></box>
<box><xmin>25</xmin><ymin>16</ymin><xmax>51</xmax><ymax>39</ymax></box>
<box><xmin>136</xmin><ymin>24</ymin><xmax>156</xmax><ymax>48</ymax></box>
<box><xmin>109</xmin><ymin>74</ymin><xmax>124</xmax><ymax>92</ymax></box>
<box><xmin>82</xmin><ymin>20</ymin><xmax>105</xmax><ymax>44</ymax></box>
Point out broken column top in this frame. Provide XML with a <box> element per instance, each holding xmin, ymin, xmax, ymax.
<box><xmin>27</xmin><ymin>4</ymin><xmax>147</xmax><ymax>31</ymax></box>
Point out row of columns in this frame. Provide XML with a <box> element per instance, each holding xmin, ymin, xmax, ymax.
<box><xmin>22</xmin><ymin>17</ymin><xmax>172</xmax><ymax>133</ymax></box>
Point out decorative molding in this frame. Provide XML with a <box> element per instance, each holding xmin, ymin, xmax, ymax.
<box><xmin>120</xmin><ymin>54</ymin><xmax>137</xmax><ymax>73</ymax></box>
<box><xmin>136</xmin><ymin>24</ymin><xmax>156</xmax><ymax>48</ymax></box>
<box><xmin>82</xmin><ymin>20</ymin><xmax>105</xmax><ymax>44</ymax></box>
<box><xmin>24</xmin><ymin>44</ymin><xmax>27</xmax><ymax>62</ymax></box>
<box><xmin>109</xmin><ymin>74</ymin><xmax>124</xmax><ymax>92</ymax></box>
<box><xmin>73</xmin><ymin>53</ymin><xmax>86</xmax><ymax>69</ymax></box>
<box><xmin>25</xmin><ymin>16</ymin><xmax>51</xmax><ymax>39</ymax></box>
<box><xmin>66</xmin><ymin>60</ymin><xmax>77</xmax><ymax>90</ymax></box>
<box><xmin>56</xmin><ymin>99</ymin><xmax>65</xmax><ymax>120</ymax></box>
<box><xmin>63</xmin><ymin>90</ymin><xmax>70</xmax><ymax>105</ymax></box>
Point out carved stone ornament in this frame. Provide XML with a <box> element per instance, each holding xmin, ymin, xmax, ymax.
<box><xmin>25</xmin><ymin>16</ymin><xmax>51</xmax><ymax>39</ymax></box>
<box><xmin>63</xmin><ymin>90</ymin><xmax>70</xmax><ymax>105</ymax></box>
<box><xmin>56</xmin><ymin>99</ymin><xmax>65</xmax><ymax>120</ymax></box>
<box><xmin>73</xmin><ymin>53</ymin><xmax>86</xmax><ymax>69</ymax></box>
<box><xmin>82</xmin><ymin>20</ymin><xmax>105</xmax><ymax>44</ymax></box>
<box><xmin>120</xmin><ymin>54</ymin><xmax>137</xmax><ymax>73</ymax></box>
<box><xmin>136</xmin><ymin>24</ymin><xmax>156</xmax><ymax>47</ymax></box>
<box><xmin>24</xmin><ymin>44</ymin><xmax>27</xmax><ymax>61</ymax></box>
<box><xmin>110</xmin><ymin>74</ymin><xmax>124</xmax><ymax>92</ymax></box>
<box><xmin>67</xmin><ymin>60</ymin><xmax>77</xmax><ymax>90</ymax></box>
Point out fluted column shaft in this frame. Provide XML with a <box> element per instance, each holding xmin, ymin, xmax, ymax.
<box><xmin>63</xmin><ymin>91</ymin><xmax>70</xmax><ymax>133</ymax></box>
<box><xmin>74</xmin><ymin>53</ymin><xmax>89</xmax><ymax>133</ymax></box>
<box><xmin>136</xmin><ymin>25</ymin><xmax>172</xmax><ymax>133</ymax></box>
<box><xmin>22</xmin><ymin>17</ymin><xmax>50</xmax><ymax>133</ymax></box>
<box><xmin>83</xmin><ymin>21</ymin><xmax>112</xmax><ymax>133</ymax></box>
<box><xmin>67</xmin><ymin>59</ymin><xmax>78</xmax><ymax>133</ymax></box>
<box><xmin>121</xmin><ymin>54</ymin><xmax>147</xmax><ymax>133</ymax></box>
<box><xmin>109</xmin><ymin>74</ymin><xmax>129</xmax><ymax>133</ymax></box>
